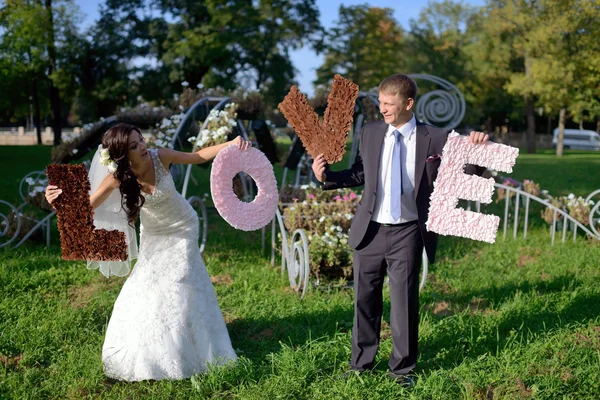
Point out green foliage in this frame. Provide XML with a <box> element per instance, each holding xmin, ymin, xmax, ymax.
<box><xmin>315</xmin><ymin>5</ymin><xmax>405</xmax><ymax>90</ymax></box>
<box><xmin>3</xmin><ymin>0</ymin><xmax>600</xmax><ymax>138</ymax></box>
<box><xmin>0</xmin><ymin>0</ymin><xmax>79</xmax><ymax>123</ymax></box>
<box><xmin>152</xmin><ymin>0</ymin><xmax>323</xmax><ymax>108</ymax></box>
<box><xmin>0</xmin><ymin>0</ymin><xmax>322</xmax><ymax>125</ymax></box>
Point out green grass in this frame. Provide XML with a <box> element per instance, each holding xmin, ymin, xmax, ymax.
<box><xmin>1</xmin><ymin>144</ymin><xmax>599</xmax><ymax>399</ymax></box>
<box><xmin>510</xmin><ymin>149</ymin><xmax>600</xmax><ymax>197</ymax></box>
<box><xmin>0</xmin><ymin>146</ymin><xmax>53</xmax><ymax>205</ymax></box>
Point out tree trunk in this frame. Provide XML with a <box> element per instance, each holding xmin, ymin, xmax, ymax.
<box><xmin>556</xmin><ymin>107</ymin><xmax>566</xmax><ymax>157</ymax></box>
<box><xmin>33</xmin><ymin>78</ymin><xmax>42</xmax><ymax>145</ymax></box>
<box><xmin>45</xmin><ymin>0</ymin><xmax>62</xmax><ymax>146</ymax></box>
<box><xmin>579</xmin><ymin>120</ymin><xmax>583</xmax><ymax>130</ymax></box>
<box><xmin>485</xmin><ymin>116</ymin><xmax>492</xmax><ymax>137</ymax></box>
<box><xmin>597</xmin><ymin>117</ymin><xmax>600</xmax><ymax>134</ymax></box>
<box><xmin>523</xmin><ymin>52</ymin><xmax>536</xmax><ymax>154</ymax></box>
<box><xmin>525</xmin><ymin>96</ymin><xmax>536</xmax><ymax>154</ymax></box>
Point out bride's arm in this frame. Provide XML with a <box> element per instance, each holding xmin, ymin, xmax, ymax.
<box><xmin>90</xmin><ymin>175</ymin><xmax>120</xmax><ymax>209</ymax></box>
<box><xmin>45</xmin><ymin>174</ymin><xmax>119</xmax><ymax>210</ymax></box>
<box><xmin>158</xmin><ymin>136</ymin><xmax>251</xmax><ymax>166</ymax></box>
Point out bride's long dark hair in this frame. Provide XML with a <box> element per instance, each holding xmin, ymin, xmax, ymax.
<box><xmin>102</xmin><ymin>123</ymin><xmax>146</xmax><ymax>227</ymax></box>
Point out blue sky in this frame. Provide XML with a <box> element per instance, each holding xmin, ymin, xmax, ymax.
<box><xmin>76</xmin><ymin>0</ymin><xmax>486</xmax><ymax>96</ymax></box>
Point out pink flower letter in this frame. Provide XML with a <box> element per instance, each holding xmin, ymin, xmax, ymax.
<box><xmin>426</xmin><ymin>136</ymin><xmax>519</xmax><ymax>243</ymax></box>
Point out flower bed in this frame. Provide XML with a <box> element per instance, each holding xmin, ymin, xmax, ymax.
<box><xmin>492</xmin><ymin>173</ymin><xmax>597</xmax><ymax>231</ymax></box>
<box><xmin>281</xmin><ymin>184</ymin><xmax>360</xmax><ymax>280</ymax></box>
<box><xmin>541</xmin><ymin>193</ymin><xmax>595</xmax><ymax>227</ymax></box>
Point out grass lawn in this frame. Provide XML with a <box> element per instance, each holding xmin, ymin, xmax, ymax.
<box><xmin>509</xmin><ymin>149</ymin><xmax>600</xmax><ymax>197</ymax></box>
<box><xmin>0</xmin><ymin>144</ymin><xmax>599</xmax><ymax>399</ymax></box>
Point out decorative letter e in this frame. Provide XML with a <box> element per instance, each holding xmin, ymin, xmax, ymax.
<box><xmin>426</xmin><ymin>136</ymin><xmax>519</xmax><ymax>243</ymax></box>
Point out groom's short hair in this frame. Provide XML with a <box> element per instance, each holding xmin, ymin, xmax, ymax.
<box><xmin>378</xmin><ymin>74</ymin><xmax>418</xmax><ymax>102</ymax></box>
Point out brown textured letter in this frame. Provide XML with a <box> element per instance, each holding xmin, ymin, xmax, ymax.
<box><xmin>46</xmin><ymin>164</ymin><xmax>128</xmax><ymax>261</ymax></box>
<box><xmin>278</xmin><ymin>74</ymin><xmax>359</xmax><ymax>164</ymax></box>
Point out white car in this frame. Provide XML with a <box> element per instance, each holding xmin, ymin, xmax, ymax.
<box><xmin>552</xmin><ymin>128</ymin><xmax>600</xmax><ymax>151</ymax></box>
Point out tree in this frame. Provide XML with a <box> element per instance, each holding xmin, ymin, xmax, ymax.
<box><xmin>473</xmin><ymin>0</ymin><xmax>552</xmax><ymax>154</ymax></box>
<box><xmin>0</xmin><ymin>0</ymin><xmax>49</xmax><ymax>143</ymax></box>
<box><xmin>90</xmin><ymin>0</ymin><xmax>322</xmax><ymax>109</ymax></box>
<box><xmin>405</xmin><ymin>0</ymin><xmax>485</xmax><ymax>127</ymax></box>
<box><xmin>66</xmin><ymin>1</ymin><xmax>152</xmax><ymax>122</ymax></box>
<box><xmin>153</xmin><ymin>0</ymin><xmax>323</xmax><ymax>106</ymax></box>
<box><xmin>526</xmin><ymin>0</ymin><xmax>600</xmax><ymax>156</ymax></box>
<box><xmin>314</xmin><ymin>5</ymin><xmax>405</xmax><ymax>90</ymax></box>
<box><xmin>0</xmin><ymin>0</ymin><xmax>80</xmax><ymax>144</ymax></box>
<box><xmin>222</xmin><ymin>0</ymin><xmax>323</xmax><ymax>106</ymax></box>
<box><xmin>461</xmin><ymin>4</ymin><xmax>525</xmax><ymax>136</ymax></box>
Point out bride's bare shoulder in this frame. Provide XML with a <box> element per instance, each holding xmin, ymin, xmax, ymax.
<box><xmin>156</xmin><ymin>148</ymin><xmax>172</xmax><ymax>171</ymax></box>
<box><xmin>102</xmin><ymin>173</ymin><xmax>120</xmax><ymax>189</ymax></box>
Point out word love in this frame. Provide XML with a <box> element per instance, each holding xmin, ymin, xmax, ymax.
<box><xmin>426</xmin><ymin>136</ymin><xmax>519</xmax><ymax>243</ymax></box>
<box><xmin>46</xmin><ymin>164</ymin><xmax>128</xmax><ymax>261</ymax></box>
<box><xmin>278</xmin><ymin>74</ymin><xmax>358</xmax><ymax>164</ymax></box>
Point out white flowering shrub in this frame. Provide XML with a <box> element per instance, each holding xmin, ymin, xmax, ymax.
<box><xmin>24</xmin><ymin>176</ymin><xmax>52</xmax><ymax>212</ymax></box>
<box><xmin>281</xmin><ymin>184</ymin><xmax>361</xmax><ymax>279</ymax></box>
<box><xmin>542</xmin><ymin>192</ymin><xmax>596</xmax><ymax>227</ymax></box>
<box><xmin>187</xmin><ymin>103</ymin><xmax>238</xmax><ymax>150</ymax></box>
<box><xmin>51</xmin><ymin>120</ymin><xmax>106</xmax><ymax>163</ymax></box>
<box><xmin>149</xmin><ymin>110</ymin><xmax>185</xmax><ymax>149</ymax></box>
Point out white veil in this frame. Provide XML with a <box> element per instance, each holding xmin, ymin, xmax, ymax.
<box><xmin>87</xmin><ymin>145</ymin><xmax>138</xmax><ymax>277</ymax></box>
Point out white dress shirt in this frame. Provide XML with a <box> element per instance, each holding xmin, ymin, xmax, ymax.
<box><xmin>372</xmin><ymin>115</ymin><xmax>459</xmax><ymax>224</ymax></box>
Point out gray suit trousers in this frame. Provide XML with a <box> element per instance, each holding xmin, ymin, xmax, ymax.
<box><xmin>351</xmin><ymin>220</ymin><xmax>422</xmax><ymax>375</ymax></box>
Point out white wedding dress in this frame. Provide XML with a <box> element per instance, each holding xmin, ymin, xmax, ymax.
<box><xmin>102</xmin><ymin>149</ymin><xmax>237</xmax><ymax>381</ymax></box>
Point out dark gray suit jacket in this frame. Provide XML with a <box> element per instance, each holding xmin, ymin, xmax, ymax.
<box><xmin>323</xmin><ymin>119</ymin><xmax>483</xmax><ymax>264</ymax></box>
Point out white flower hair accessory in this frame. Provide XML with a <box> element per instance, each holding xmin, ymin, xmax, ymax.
<box><xmin>99</xmin><ymin>148</ymin><xmax>118</xmax><ymax>173</ymax></box>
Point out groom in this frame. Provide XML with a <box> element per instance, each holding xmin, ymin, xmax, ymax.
<box><xmin>312</xmin><ymin>74</ymin><xmax>488</xmax><ymax>385</ymax></box>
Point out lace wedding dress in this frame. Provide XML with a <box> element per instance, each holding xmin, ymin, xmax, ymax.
<box><xmin>102</xmin><ymin>149</ymin><xmax>237</xmax><ymax>381</ymax></box>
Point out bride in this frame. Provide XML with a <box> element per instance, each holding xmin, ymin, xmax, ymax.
<box><xmin>45</xmin><ymin>123</ymin><xmax>249</xmax><ymax>381</ymax></box>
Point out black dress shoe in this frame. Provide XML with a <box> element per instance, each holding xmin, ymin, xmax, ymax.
<box><xmin>387</xmin><ymin>372</ymin><xmax>416</xmax><ymax>387</ymax></box>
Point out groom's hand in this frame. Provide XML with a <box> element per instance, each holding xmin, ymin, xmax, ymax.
<box><xmin>468</xmin><ymin>131</ymin><xmax>489</xmax><ymax>145</ymax></box>
<box><xmin>312</xmin><ymin>154</ymin><xmax>328</xmax><ymax>182</ymax></box>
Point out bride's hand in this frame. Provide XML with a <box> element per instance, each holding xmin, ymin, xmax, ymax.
<box><xmin>231</xmin><ymin>136</ymin><xmax>251</xmax><ymax>151</ymax></box>
<box><xmin>45</xmin><ymin>185</ymin><xmax>62</xmax><ymax>205</ymax></box>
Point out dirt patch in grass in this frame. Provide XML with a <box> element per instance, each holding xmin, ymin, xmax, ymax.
<box><xmin>561</xmin><ymin>369</ymin><xmax>574</xmax><ymax>383</ymax></box>
<box><xmin>517</xmin><ymin>247</ymin><xmax>543</xmax><ymax>268</ymax></box>
<box><xmin>517</xmin><ymin>255</ymin><xmax>537</xmax><ymax>268</ymax></box>
<box><xmin>575</xmin><ymin>332</ymin><xmax>593</xmax><ymax>345</ymax></box>
<box><xmin>427</xmin><ymin>273</ymin><xmax>452</xmax><ymax>295</ymax></box>
<box><xmin>66</xmin><ymin>379</ymin><xmax>91</xmax><ymax>400</ymax></box>
<box><xmin>469</xmin><ymin>297</ymin><xmax>489</xmax><ymax>312</ymax></box>
<box><xmin>472</xmin><ymin>385</ymin><xmax>495</xmax><ymax>400</ymax></box>
<box><xmin>68</xmin><ymin>276</ymin><xmax>124</xmax><ymax>308</ymax></box>
<box><xmin>381</xmin><ymin>320</ymin><xmax>391</xmax><ymax>340</ymax></box>
<box><xmin>249</xmin><ymin>328</ymin><xmax>274</xmax><ymax>341</ymax></box>
<box><xmin>69</xmin><ymin>284</ymin><xmax>103</xmax><ymax>308</ymax></box>
<box><xmin>281</xmin><ymin>286</ymin><xmax>301</xmax><ymax>295</ymax></box>
<box><xmin>431</xmin><ymin>301</ymin><xmax>453</xmax><ymax>317</ymax></box>
<box><xmin>0</xmin><ymin>354</ymin><xmax>23</xmax><ymax>369</ymax></box>
<box><xmin>515</xmin><ymin>377</ymin><xmax>533</xmax><ymax>398</ymax></box>
<box><xmin>211</xmin><ymin>274</ymin><xmax>233</xmax><ymax>286</ymax></box>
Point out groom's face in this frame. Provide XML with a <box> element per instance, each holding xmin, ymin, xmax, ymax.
<box><xmin>378</xmin><ymin>92</ymin><xmax>413</xmax><ymax>127</ymax></box>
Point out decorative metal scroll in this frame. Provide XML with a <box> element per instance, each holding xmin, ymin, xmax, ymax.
<box><xmin>407</xmin><ymin>73</ymin><xmax>466</xmax><ymax>130</ymax></box>
<box><xmin>270</xmin><ymin>208</ymin><xmax>310</xmax><ymax>299</ymax></box>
